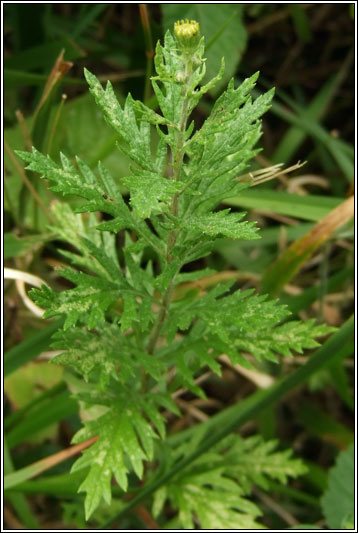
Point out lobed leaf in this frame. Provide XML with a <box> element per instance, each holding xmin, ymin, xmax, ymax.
<box><xmin>183</xmin><ymin>209</ymin><xmax>260</xmax><ymax>241</ymax></box>
<box><xmin>122</xmin><ymin>170</ymin><xmax>182</xmax><ymax>219</ymax></box>
<box><xmin>153</xmin><ymin>433</ymin><xmax>306</xmax><ymax>529</ymax></box>
<box><xmin>84</xmin><ymin>69</ymin><xmax>154</xmax><ymax>171</ymax></box>
<box><xmin>72</xmin><ymin>403</ymin><xmax>151</xmax><ymax>519</ymax></box>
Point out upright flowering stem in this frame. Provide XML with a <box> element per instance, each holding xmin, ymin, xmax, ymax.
<box><xmin>146</xmin><ymin>20</ymin><xmax>201</xmax><ymax>361</ymax></box>
<box><xmin>167</xmin><ymin>20</ymin><xmax>199</xmax><ymax>258</ymax></box>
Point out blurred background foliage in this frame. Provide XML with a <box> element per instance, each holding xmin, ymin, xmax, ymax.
<box><xmin>4</xmin><ymin>3</ymin><xmax>354</xmax><ymax>530</ymax></box>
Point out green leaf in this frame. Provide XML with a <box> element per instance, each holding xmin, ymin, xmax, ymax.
<box><xmin>52</xmin><ymin>325</ymin><xmax>125</xmax><ymax>384</ymax></box>
<box><xmin>321</xmin><ymin>444</ymin><xmax>354</xmax><ymax>529</ymax></box>
<box><xmin>172</xmin><ymin>480</ymin><xmax>264</xmax><ymax>529</ymax></box>
<box><xmin>30</xmin><ymin>271</ymin><xmax>123</xmax><ymax>329</ymax></box>
<box><xmin>167</xmin><ymin>286</ymin><xmax>335</xmax><ymax>366</ymax></box>
<box><xmin>154</xmin><ymin>257</ymin><xmax>183</xmax><ymax>292</ymax></box>
<box><xmin>185</xmin><ymin>74</ymin><xmax>274</xmax><ymax>202</ymax></box>
<box><xmin>59</xmin><ymin>91</ymin><xmax>131</xmax><ymax>179</ymax></box>
<box><xmin>52</xmin><ymin>321</ymin><xmax>165</xmax><ymax>387</ymax></box>
<box><xmin>3</xmin><ymin>437</ymin><xmax>41</xmax><ymax>528</ymax></box>
<box><xmin>154</xmin><ymin>434</ymin><xmax>306</xmax><ymax>529</ymax></box>
<box><xmin>222</xmin><ymin>435</ymin><xmax>308</xmax><ymax>492</ymax></box>
<box><xmin>49</xmin><ymin>202</ymin><xmax>122</xmax><ymax>279</ymax></box>
<box><xmin>16</xmin><ymin>148</ymin><xmax>118</xmax><ymax>215</ymax></box>
<box><xmin>120</xmin><ymin>294</ymin><xmax>138</xmax><ymax>332</ymax></box>
<box><xmin>71</xmin><ymin>394</ymin><xmax>165</xmax><ymax>520</ymax></box>
<box><xmin>290</xmin><ymin>5</ymin><xmax>312</xmax><ymax>43</ymax></box>
<box><xmin>4</xmin><ymin>40</ymin><xmax>82</xmax><ymax>72</ymax></box>
<box><xmin>84</xmin><ymin>69</ymin><xmax>154</xmax><ymax>171</ymax></box>
<box><xmin>16</xmin><ymin>148</ymin><xmax>164</xmax><ymax>254</ymax></box>
<box><xmin>4</xmin><ymin>68</ymin><xmax>84</xmax><ymax>88</ymax></box>
<box><xmin>268</xmin><ymin>95</ymin><xmax>353</xmax><ymax>182</ymax></box>
<box><xmin>184</xmin><ymin>209</ymin><xmax>260</xmax><ymax>240</ymax></box>
<box><xmin>272</xmin><ymin>73</ymin><xmax>344</xmax><ymax>164</ymax></box>
<box><xmin>122</xmin><ymin>170</ymin><xmax>182</xmax><ymax>219</ymax></box>
<box><xmin>10</xmin><ymin>18</ymin><xmax>344</xmax><ymax>529</ymax></box>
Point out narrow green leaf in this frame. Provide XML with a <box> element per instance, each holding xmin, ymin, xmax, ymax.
<box><xmin>223</xmin><ymin>189</ymin><xmax>342</xmax><ymax>222</ymax></box>
<box><xmin>6</xmin><ymin>390</ymin><xmax>77</xmax><ymax>448</ymax></box>
<box><xmin>4</xmin><ymin>319</ymin><xmax>64</xmax><ymax>377</ymax></box>
<box><xmin>4</xmin><ymin>436</ymin><xmax>41</xmax><ymax>528</ymax></box>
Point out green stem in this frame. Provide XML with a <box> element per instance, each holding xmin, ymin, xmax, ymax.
<box><xmin>144</xmin><ymin>55</ymin><xmax>193</xmax><ymax>363</ymax></box>
<box><xmin>146</xmin><ymin>279</ymin><xmax>175</xmax><ymax>356</ymax></box>
<box><xmin>46</xmin><ymin>93</ymin><xmax>67</xmax><ymax>156</ymax></box>
<box><xmin>100</xmin><ymin>315</ymin><xmax>354</xmax><ymax>528</ymax></box>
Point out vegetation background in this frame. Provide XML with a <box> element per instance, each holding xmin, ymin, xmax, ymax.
<box><xmin>4</xmin><ymin>3</ymin><xmax>354</xmax><ymax>530</ymax></box>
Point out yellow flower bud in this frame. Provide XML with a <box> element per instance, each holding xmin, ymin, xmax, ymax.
<box><xmin>174</xmin><ymin>19</ymin><xmax>200</xmax><ymax>53</ymax></box>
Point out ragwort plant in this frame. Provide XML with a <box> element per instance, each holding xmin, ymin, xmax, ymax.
<box><xmin>17</xmin><ymin>20</ymin><xmax>333</xmax><ymax>528</ymax></box>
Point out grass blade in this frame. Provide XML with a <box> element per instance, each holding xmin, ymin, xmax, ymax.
<box><xmin>261</xmin><ymin>196</ymin><xmax>354</xmax><ymax>296</ymax></box>
<box><xmin>4</xmin><ymin>436</ymin><xmax>41</xmax><ymax>529</ymax></box>
<box><xmin>4</xmin><ymin>318</ymin><xmax>63</xmax><ymax>377</ymax></box>
<box><xmin>224</xmin><ymin>189</ymin><xmax>343</xmax><ymax>221</ymax></box>
<box><xmin>272</xmin><ymin>48</ymin><xmax>353</xmax><ymax>164</ymax></box>
<box><xmin>6</xmin><ymin>390</ymin><xmax>78</xmax><ymax>448</ymax></box>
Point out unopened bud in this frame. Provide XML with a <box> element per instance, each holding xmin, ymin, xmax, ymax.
<box><xmin>174</xmin><ymin>19</ymin><xmax>200</xmax><ymax>53</ymax></box>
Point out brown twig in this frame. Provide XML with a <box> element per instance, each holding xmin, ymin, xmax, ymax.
<box><xmin>135</xmin><ymin>504</ymin><xmax>161</xmax><ymax>529</ymax></box>
<box><xmin>6</xmin><ymin>436</ymin><xmax>98</xmax><ymax>487</ymax></box>
<box><xmin>15</xmin><ymin>110</ymin><xmax>33</xmax><ymax>151</ymax></box>
<box><xmin>253</xmin><ymin>487</ymin><xmax>299</xmax><ymax>527</ymax></box>
<box><xmin>33</xmin><ymin>49</ymin><xmax>73</xmax><ymax>118</ymax></box>
<box><xmin>175</xmin><ymin>398</ymin><xmax>209</xmax><ymax>422</ymax></box>
<box><xmin>97</xmin><ymin>69</ymin><xmax>145</xmax><ymax>82</ymax></box>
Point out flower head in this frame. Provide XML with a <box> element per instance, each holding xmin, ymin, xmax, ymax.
<box><xmin>174</xmin><ymin>19</ymin><xmax>200</xmax><ymax>53</ymax></box>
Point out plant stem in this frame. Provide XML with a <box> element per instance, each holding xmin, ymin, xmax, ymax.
<box><xmin>146</xmin><ymin>279</ymin><xmax>175</xmax><ymax>356</ymax></box>
<box><xmin>169</xmin><ymin>59</ymin><xmax>195</xmax><ymax>243</ymax></box>
<box><xmin>142</xmin><ymin>54</ymin><xmax>194</xmax><ymax>391</ymax></box>
<box><xmin>46</xmin><ymin>93</ymin><xmax>67</xmax><ymax>156</ymax></box>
